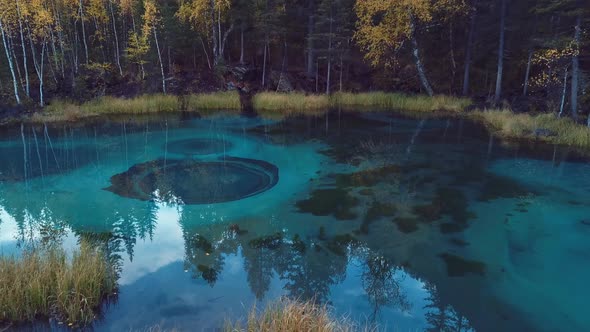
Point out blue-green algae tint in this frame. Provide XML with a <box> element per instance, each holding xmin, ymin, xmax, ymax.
<box><xmin>1</xmin><ymin>111</ymin><xmax>589</xmax><ymax>331</ymax></box>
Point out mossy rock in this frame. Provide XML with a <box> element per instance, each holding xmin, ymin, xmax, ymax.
<box><xmin>292</xmin><ymin>234</ymin><xmax>306</xmax><ymax>254</ymax></box>
<box><xmin>478</xmin><ymin>174</ymin><xmax>535</xmax><ymax>201</ymax></box>
<box><xmin>325</xmin><ymin>234</ymin><xmax>359</xmax><ymax>256</ymax></box>
<box><xmin>438</xmin><ymin>253</ymin><xmax>485</xmax><ymax>277</ymax></box>
<box><xmin>296</xmin><ymin>188</ymin><xmax>359</xmax><ymax>220</ymax></box>
<box><xmin>358</xmin><ymin>188</ymin><xmax>374</xmax><ymax>196</ymax></box>
<box><xmin>393</xmin><ymin>217</ymin><xmax>420</xmax><ymax>233</ymax></box>
<box><xmin>449</xmin><ymin>238</ymin><xmax>469</xmax><ymax>247</ymax></box>
<box><xmin>335</xmin><ymin>165</ymin><xmax>402</xmax><ymax>188</ymax></box>
<box><xmin>249</xmin><ymin>233</ymin><xmax>283</xmax><ymax>249</ymax></box>
<box><xmin>197</xmin><ymin>264</ymin><xmax>219</xmax><ymax>284</ymax></box>
<box><xmin>440</xmin><ymin>222</ymin><xmax>468</xmax><ymax>234</ymax></box>
<box><xmin>360</xmin><ymin>200</ymin><xmax>397</xmax><ymax>234</ymax></box>
<box><xmin>413</xmin><ymin>203</ymin><xmax>442</xmax><ymax>222</ymax></box>
<box><xmin>188</xmin><ymin>234</ymin><xmax>213</xmax><ymax>254</ymax></box>
<box><xmin>414</xmin><ymin>187</ymin><xmax>475</xmax><ymax>228</ymax></box>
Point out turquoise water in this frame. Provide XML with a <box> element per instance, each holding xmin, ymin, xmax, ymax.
<box><xmin>1</xmin><ymin>111</ymin><xmax>589</xmax><ymax>331</ymax></box>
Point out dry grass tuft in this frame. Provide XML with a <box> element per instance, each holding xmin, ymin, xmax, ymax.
<box><xmin>330</xmin><ymin>92</ymin><xmax>471</xmax><ymax>112</ymax></box>
<box><xmin>30</xmin><ymin>91</ymin><xmax>471</xmax><ymax>122</ymax></box>
<box><xmin>186</xmin><ymin>91</ymin><xmax>241</xmax><ymax>111</ymax></box>
<box><xmin>0</xmin><ymin>242</ymin><xmax>117</xmax><ymax>326</ymax></box>
<box><xmin>471</xmin><ymin>109</ymin><xmax>590</xmax><ymax>148</ymax></box>
<box><xmin>225</xmin><ymin>298</ymin><xmax>375</xmax><ymax>332</ymax></box>
<box><xmin>253</xmin><ymin>92</ymin><xmax>330</xmax><ymax>113</ymax></box>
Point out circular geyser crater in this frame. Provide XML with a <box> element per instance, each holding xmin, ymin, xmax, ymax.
<box><xmin>105</xmin><ymin>157</ymin><xmax>278</xmax><ymax>204</ymax></box>
<box><xmin>166</xmin><ymin>138</ymin><xmax>232</xmax><ymax>156</ymax></box>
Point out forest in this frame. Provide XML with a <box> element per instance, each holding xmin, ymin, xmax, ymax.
<box><xmin>0</xmin><ymin>0</ymin><xmax>588</xmax><ymax>122</ymax></box>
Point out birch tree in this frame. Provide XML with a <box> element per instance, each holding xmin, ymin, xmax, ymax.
<box><xmin>177</xmin><ymin>0</ymin><xmax>234</xmax><ymax>66</ymax></box>
<box><xmin>355</xmin><ymin>0</ymin><xmax>468</xmax><ymax>97</ymax></box>
<box><xmin>0</xmin><ymin>4</ymin><xmax>21</xmax><ymax>104</ymax></box>
<box><xmin>142</xmin><ymin>0</ymin><xmax>166</xmax><ymax>93</ymax></box>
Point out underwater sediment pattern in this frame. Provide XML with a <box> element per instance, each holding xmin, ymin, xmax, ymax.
<box><xmin>0</xmin><ymin>112</ymin><xmax>589</xmax><ymax>331</ymax></box>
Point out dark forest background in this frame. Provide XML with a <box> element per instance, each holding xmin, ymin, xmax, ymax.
<box><xmin>0</xmin><ymin>0</ymin><xmax>588</xmax><ymax>118</ymax></box>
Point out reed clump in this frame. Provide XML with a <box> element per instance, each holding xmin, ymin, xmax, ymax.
<box><xmin>253</xmin><ymin>92</ymin><xmax>331</xmax><ymax>113</ymax></box>
<box><xmin>225</xmin><ymin>299</ymin><xmax>374</xmax><ymax>332</ymax></box>
<box><xmin>330</xmin><ymin>92</ymin><xmax>471</xmax><ymax>112</ymax></box>
<box><xmin>0</xmin><ymin>242</ymin><xmax>117</xmax><ymax>326</ymax></box>
<box><xmin>31</xmin><ymin>91</ymin><xmax>471</xmax><ymax>123</ymax></box>
<box><xmin>185</xmin><ymin>91</ymin><xmax>241</xmax><ymax>111</ymax></box>
<box><xmin>472</xmin><ymin>109</ymin><xmax>590</xmax><ymax>148</ymax></box>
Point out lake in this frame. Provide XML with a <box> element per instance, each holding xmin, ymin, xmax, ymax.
<box><xmin>0</xmin><ymin>110</ymin><xmax>589</xmax><ymax>331</ymax></box>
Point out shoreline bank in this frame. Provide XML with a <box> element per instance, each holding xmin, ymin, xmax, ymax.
<box><xmin>2</xmin><ymin>91</ymin><xmax>589</xmax><ymax>149</ymax></box>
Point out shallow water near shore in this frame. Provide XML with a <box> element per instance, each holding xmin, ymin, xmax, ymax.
<box><xmin>1</xmin><ymin>110</ymin><xmax>589</xmax><ymax>331</ymax></box>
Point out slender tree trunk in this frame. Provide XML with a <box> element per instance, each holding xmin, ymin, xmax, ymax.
<box><xmin>240</xmin><ymin>24</ymin><xmax>245</xmax><ymax>64</ymax></box>
<box><xmin>218</xmin><ymin>7</ymin><xmax>222</xmax><ymax>58</ymax></box>
<box><xmin>220</xmin><ymin>24</ymin><xmax>235</xmax><ymax>60</ymax></box>
<box><xmin>409</xmin><ymin>15</ymin><xmax>434</xmax><ymax>97</ymax></box>
<box><xmin>51</xmin><ymin>1</ymin><xmax>66</xmax><ymax>79</ymax></box>
<box><xmin>558</xmin><ymin>67</ymin><xmax>568</xmax><ymax>118</ymax></box>
<box><xmin>262</xmin><ymin>38</ymin><xmax>268</xmax><ymax>87</ymax></box>
<box><xmin>0</xmin><ymin>19</ymin><xmax>21</xmax><ymax>104</ymax></box>
<box><xmin>51</xmin><ymin>0</ymin><xmax>66</xmax><ymax>77</ymax></box>
<box><xmin>523</xmin><ymin>49</ymin><xmax>533</xmax><ymax>96</ymax></box>
<box><xmin>200</xmin><ymin>37</ymin><xmax>212</xmax><ymax>70</ymax></box>
<box><xmin>153</xmin><ymin>28</ymin><xmax>166</xmax><ymax>94</ymax></box>
<box><xmin>109</xmin><ymin>0</ymin><xmax>123</xmax><ymax>76</ymax></box>
<box><xmin>168</xmin><ymin>46</ymin><xmax>171</xmax><ymax>75</ymax></box>
<box><xmin>462</xmin><ymin>3</ymin><xmax>477</xmax><ymax>96</ymax></box>
<box><xmin>277</xmin><ymin>40</ymin><xmax>287</xmax><ymax>92</ymax></box>
<box><xmin>315</xmin><ymin>58</ymin><xmax>319</xmax><ymax>93</ymax></box>
<box><xmin>571</xmin><ymin>15</ymin><xmax>581</xmax><ymax>122</ymax></box>
<box><xmin>339</xmin><ymin>54</ymin><xmax>343</xmax><ymax>92</ymax></box>
<box><xmin>79</xmin><ymin>0</ymin><xmax>89</xmax><ymax>65</ymax></box>
<box><xmin>9</xmin><ymin>37</ymin><xmax>24</xmax><ymax>94</ymax></box>
<box><xmin>47</xmin><ymin>43</ymin><xmax>59</xmax><ymax>85</ymax></box>
<box><xmin>28</xmin><ymin>26</ymin><xmax>45</xmax><ymax>106</ymax></box>
<box><xmin>306</xmin><ymin>0</ymin><xmax>315</xmax><ymax>76</ymax></box>
<box><xmin>494</xmin><ymin>0</ymin><xmax>507</xmax><ymax>104</ymax></box>
<box><xmin>449</xmin><ymin>21</ymin><xmax>457</xmax><ymax>94</ymax></box>
<box><xmin>326</xmin><ymin>8</ymin><xmax>333</xmax><ymax>95</ymax></box>
<box><xmin>16</xmin><ymin>0</ymin><xmax>30</xmax><ymax>97</ymax></box>
<box><xmin>39</xmin><ymin>42</ymin><xmax>46</xmax><ymax>107</ymax></box>
<box><xmin>73</xmin><ymin>24</ymin><xmax>79</xmax><ymax>72</ymax></box>
<box><xmin>210</xmin><ymin>0</ymin><xmax>219</xmax><ymax>65</ymax></box>
<box><xmin>49</xmin><ymin>27</ymin><xmax>60</xmax><ymax>78</ymax></box>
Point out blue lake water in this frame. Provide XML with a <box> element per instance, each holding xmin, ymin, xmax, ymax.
<box><xmin>1</xmin><ymin>111</ymin><xmax>589</xmax><ymax>331</ymax></box>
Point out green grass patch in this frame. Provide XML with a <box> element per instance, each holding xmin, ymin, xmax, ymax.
<box><xmin>0</xmin><ymin>242</ymin><xmax>117</xmax><ymax>326</ymax></box>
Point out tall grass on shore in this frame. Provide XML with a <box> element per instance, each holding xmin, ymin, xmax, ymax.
<box><xmin>253</xmin><ymin>92</ymin><xmax>331</xmax><ymax>113</ymax></box>
<box><xmin>252</xmin><ymin>92</ymin><xmax>471</xmax><ymax>113</ymax></box>
<box><xmin>225</xmin><ymin>299</ymin><xmax>374</xmax><ymax>332</ymax></box>
<box><xmin>472</xmin><ymin>109</ymin><xmax>590</xmax><ymax>149</ymax></box>
<box><xmin>185</xmin><ymin>91</ymin><xmax>241</xmax><ymax>111</ymax></box>
<box><xmin>30</xmin><ymin>92</ymin><xmax>240</xmax><ymax>123</ymax></box>
<box><xmin>330</xmin><ymin>92</ymin><xmax>471</xmax><ymax>112</ymax></box>
<box><xmin>30</xmin><ymin>91</ymin><xmax>471</xmax><ymax>123</ymax></box>
<box><xmin>0</xmin><ymin>242</ymin><xmax>117</xmax><ymax>326</ymax></box>
<box><xmin>24</xmin><ymin>92</ymin><xmax>590</xmax><ymax>149</ymax></box>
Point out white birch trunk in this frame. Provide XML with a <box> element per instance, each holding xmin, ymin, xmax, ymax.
<box><xmin>153</xmin><ymin>28</ymin><xmax>166</xmax><ymax>94</ymax></box>
<box><xmin>79</xmin><ymin>0</ymin><xmax>89</xmax><ymax>65</ymax></box>
<box><xmin>0</xmin><ymin>19</ymin><xmax>21</xmax><ymax>104</ymax></box>
<box><xmin>494</xmin><ymin>0</ymin><xmax>507</xmax><ymax>103</ymax></box>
